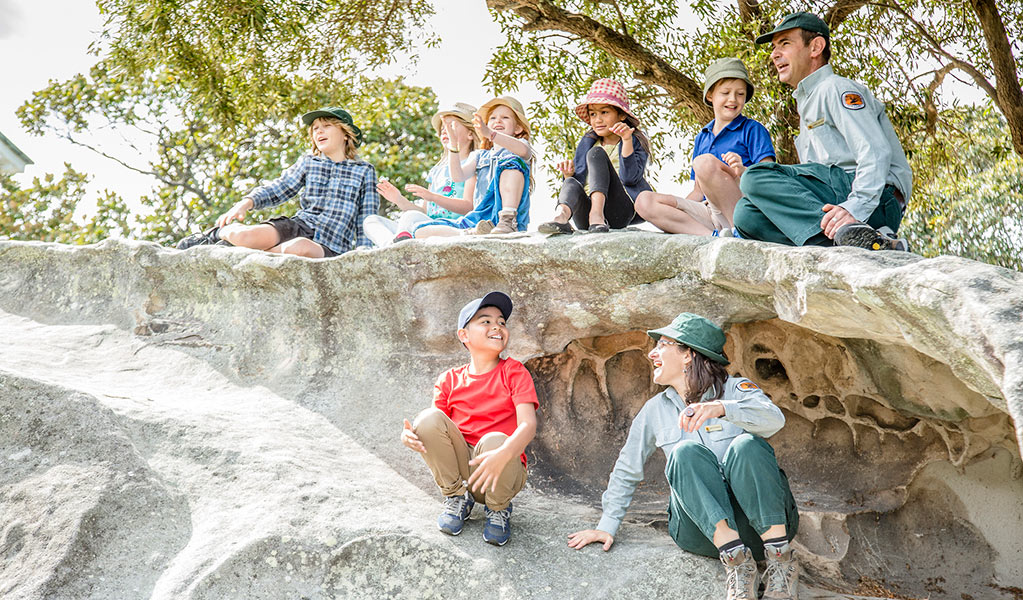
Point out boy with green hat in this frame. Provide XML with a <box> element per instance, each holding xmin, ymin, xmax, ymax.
<box><xmin>568</xmin><ymin>312</ymin><xmax>800</xmax><ymax>599</ymax></box>
<box><xmin>176</xmin><ymin>106</ymin><xmax>379</xmax><ymax>257</ymax></box>
<box><xmin>635</xmin><ymin>58</ymin><xmax>775</xmax><ymax>237</ymax></box>
<box><xmin>734</xmin><ymin>12</ymin><xmax>913</xmax><ymax>251</ymax></box>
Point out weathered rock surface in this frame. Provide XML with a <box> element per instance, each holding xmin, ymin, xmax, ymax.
<box><xmin>0</xmin><ymin>232</ymin><xmax>1021</xmax><ymax>599</ymax></box>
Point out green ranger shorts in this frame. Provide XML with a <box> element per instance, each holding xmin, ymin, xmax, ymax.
<box><xmin>734</xmin><ymin>161</ymin><xmax>903</xmax><ymax>246</ymax></box>
<box><xmin>665</xmin><ymin>433</ymin><xmax>799</xmax><ymax>561</ymax></box>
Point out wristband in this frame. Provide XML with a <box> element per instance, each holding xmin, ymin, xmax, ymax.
<box><xmin>447</xmin><ymin>146</ymin><xmax>460</xmax><ymax>153</ymax></box>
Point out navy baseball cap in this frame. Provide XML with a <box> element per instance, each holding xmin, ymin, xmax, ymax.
<box><xmin>457</xmin><ymin>291</ymin><xmax>513</xmax><ymax>330</ymax></box>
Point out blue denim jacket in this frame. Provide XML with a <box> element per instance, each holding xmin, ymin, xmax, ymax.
<box><xmin>596</xmin><ymin>377</ymin><xmax>784</xmax><ymax>536</ymax></box>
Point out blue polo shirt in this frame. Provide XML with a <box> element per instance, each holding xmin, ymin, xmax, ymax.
<box><xmin>690</xmin><ymin>114</ymin><xmax>775</xmax><ymax>179</ymax></box>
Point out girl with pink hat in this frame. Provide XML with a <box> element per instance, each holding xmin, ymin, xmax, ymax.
<box><xmin>538</xmin><ymin>79</ymin><xmax>652</xmax><ymax>234</ymax></box>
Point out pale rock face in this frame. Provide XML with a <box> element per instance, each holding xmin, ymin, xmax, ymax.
<box><xmin>0</xmin><ymin>233</ymin><xmax>1020</xmax><ymax>600</ymax></box>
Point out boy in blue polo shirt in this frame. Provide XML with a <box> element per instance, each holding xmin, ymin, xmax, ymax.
<box><xmin>635</xmin><ymin>58</ymin><xmax>774</xmax><ymax>236</ymax></box>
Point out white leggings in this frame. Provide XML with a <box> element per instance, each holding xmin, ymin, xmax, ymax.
<box><xmin>363</xmin><ymin>211</ymin><xmax>434</xmax><ymax>247</ymax></box>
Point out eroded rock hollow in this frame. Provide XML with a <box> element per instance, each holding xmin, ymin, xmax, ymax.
<box><xmin>1</xmin><ymin>233</ymin><xmax>1021</xmax><ymax>599</ymax></box>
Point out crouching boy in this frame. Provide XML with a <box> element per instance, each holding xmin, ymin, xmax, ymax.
<box><xmin>401</xmin><ymin>291</ymin><xmax>538</xmax><ymax>546</ymax></box>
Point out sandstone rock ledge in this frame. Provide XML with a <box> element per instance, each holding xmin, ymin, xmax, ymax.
<box><xmin>0</xmin><ymin>232</ymin><xmax>1020</xmax><ymax>600</ymax></box>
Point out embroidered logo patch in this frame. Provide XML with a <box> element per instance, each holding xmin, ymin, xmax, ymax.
<box><xmin>843</xmin><ymin>92</ymin><xmax>865</xmax><ymax>110</ymax></box>
<box><xmin>738</xmin><ymin>381</ymin><xmax>760</xmax><ymax>391</ymax></box>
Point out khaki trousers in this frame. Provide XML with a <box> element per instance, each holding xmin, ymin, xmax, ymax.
<box><xmin>413</xmin><ymin>407</ymin><xmax>527</xmax><ymax>510</ymax></box>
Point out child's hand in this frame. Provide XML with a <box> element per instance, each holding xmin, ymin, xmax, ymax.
<box><xmin>473</xmin><ymin>112</ymin><xmax>492</xmax><ymax>141</ymax></box>
<box><xmin>401</xmin><ymin>419</ymin><xmax>426</xmax><ymax>453</ymax></box>
<box><xmin>722</xmin><ymin>152</ymin><xmax>745</xmax><ymax>178</ymax></box>
<box><xmin>377</xmin><ymin>179</ymin><xmax>405</xmax><ymax>205</ymax></box>
<box><xmin>216</xmin><ymin>197</ymin><xmax>253</xmax><ymax>228</ymax></box>
<box><xmin>567</xmin><ymin>529</ymin><xmax>614</xmax><ymax>551</ymax></box>
<box><xmin>467</xmin><ymin>447</ymin><xmax>512</xmax><ymax>493</ymax></box>
<box><xmin>405</xmin><ymin>184</ymin><xmax>429</xmax><ymax>199</ymax></box>
<box><xmin>556</xmin><ymin>159</ymin><xmax>574</xmax><ymax>179</ymax></box>
<box><xmin>609</xmin><ymin>121</ymin><xmax>634</xmax><ymax>142</ymax></box>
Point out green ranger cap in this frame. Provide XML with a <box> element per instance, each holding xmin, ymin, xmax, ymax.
<box><xmin>301</xmin><ymin>106</ymin><xmax>364</xmax><ymax>147</ymax></box>
<box><xmin>755</xmin><ymin>11</ymin><xmax>830</xmax><ymax>44</ymax></box>
<box><xmin>647</xmin><ymin>312</ymin><xmax>729</xmax><ymax>365</ymax></box>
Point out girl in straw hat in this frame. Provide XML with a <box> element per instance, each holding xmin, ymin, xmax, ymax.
<box><xmin>538</xmin><ymin>78</ymin><xmax>652</xmax><ymax>234</ymax></box>
<box><xmin>413</xmin><ymin>96</ymin><xmax>534</xmax><ymax>238</ymax></box>
<box><xmin>567</xmin><ymin>313</ymin><xmax>800</xmax><ymax>599</ymax></box>
<box><xmin>364</xmin><ymin>103</ymin><xmax>481</xmax><ymax>246</ymax></box>
<box><xmin>635</xmin><ymin>58</ymin><xmax>775</xmax><ymax>237</ymax></box>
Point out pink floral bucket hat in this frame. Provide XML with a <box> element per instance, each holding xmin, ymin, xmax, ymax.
<box><xmin>574</xmin><ymin>79</ymin><xmax>640</xmax><ymax>128</ymax></box>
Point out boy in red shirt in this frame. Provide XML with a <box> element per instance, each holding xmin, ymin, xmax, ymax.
<box><xmin>401</xmin><ymin>291</ymin><xmax>538</xmax><ymax>545</ymax></box>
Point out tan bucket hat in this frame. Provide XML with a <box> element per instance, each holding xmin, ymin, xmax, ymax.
<box><xmin>431</xmin><ymin>102</ymin><xmax>477</xmax><ymax>135</ymax></box>
<box><xmin>478</xmin><ymin>96</ymin><xmax>531</xmax><ymax>137</ymax></box>
<box><xmin>574</xmin><ymin>79</ymin><xmax>640</xmax><ymax>128</ymax></box>
<box><xmin>702</xmin><ymin>58</ymin><xmax>755</xmax><ymax>107</ymax></box>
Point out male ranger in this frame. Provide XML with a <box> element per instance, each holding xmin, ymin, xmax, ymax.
<box><xmin>733</xmin><ymin>12</ymin><xmax>913</xmax><ymax>250</ymax></box>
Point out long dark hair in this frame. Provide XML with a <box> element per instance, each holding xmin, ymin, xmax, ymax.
<box><xmin>681</xmin><ymin>345</ymin><xmax>729</xmax><ymax>405</ymax></box>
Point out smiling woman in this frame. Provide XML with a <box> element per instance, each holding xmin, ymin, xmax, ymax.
<box><xmin>567</xmin><ymin>312</ymin><xmax>801</xmax><ymax>599</ymax></box>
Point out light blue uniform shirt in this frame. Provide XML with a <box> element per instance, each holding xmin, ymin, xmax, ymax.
<box><xmin>596</xmin><ymin>377</ymin><xmax>785</xmax><ymax>537</ymax></box>
<box><xmin>794</xmin><ymin>65</ymin><xmax>913</xmax><ymax>221</ymax></box>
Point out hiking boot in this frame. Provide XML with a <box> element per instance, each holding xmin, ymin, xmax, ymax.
<box><xmin>176</xmin><ymin>226</ymin><xmax>220</xmax><ymax>250</ymax></box>
<box><xmin>482</xmin><ymin>503</ymin><xmax>512</xmax><ymax>546</ymax></box>
<box><xmin>489</xmin><ymin>209</ymin><xmax>518</xmax><ymax>234</ymax></box>
<box><xmin>834</xmin><ymin>222</ymin><xmax>909</xmax><ymax>251</ymax></box>
<box><xmin>762</xmin><ymin>541</ymin><xmax>799</xmax><ymax>599</ymax></box>
<box><xmin>437</xmin><ymin>492</ymin><xmax>474</xmax><ymax>536</ymax></box>
<box><xmin>720</xmin><ymin>545</ymin><xmax>758</xmax><ymax>600</ymax></box>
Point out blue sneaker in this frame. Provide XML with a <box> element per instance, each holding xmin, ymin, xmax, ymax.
<box><xmin>437</xmin><ymin>493</ymin><xmax>474</xmax><ymax>536</ymax></box>
<box><xmin>482</xmin><ymin>504</ymin><xmax>512</xmax><ymax>546</ymax></box>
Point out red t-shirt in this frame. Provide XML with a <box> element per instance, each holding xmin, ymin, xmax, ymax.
<box><xmin>433</xmin><ymin>358</ymin><xmax>539</xmax><ymax>465</ymax></box>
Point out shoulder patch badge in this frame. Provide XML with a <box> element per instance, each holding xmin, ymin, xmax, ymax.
<box><xmin>842</xmin><ymin>92</ymin><xmax>865</xmax><ymax>110</ymax></box>
<box><xmin>738</xmin><ymin>381</ymin><xmax>760</xmax><ymax>391</ymax></box>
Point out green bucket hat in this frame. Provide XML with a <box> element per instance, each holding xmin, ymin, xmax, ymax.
<box><xmin>755</xmin><ymin>11</ymin><xmax>829</xmax><ymax>45</ymax></box>
<box><xmin>301</xmin><ymin>106</ymin><xmax>364</xmax><ymax>147</ymax></box>
<box><xmin>702</xmin><ymin>58</ymin><xmax>755</xmax><ymax>107</ymax></box>
<box><xmin>647</xmin><ymin>313</ymin><xmax>729</xmax><ymax>365</ymax></box>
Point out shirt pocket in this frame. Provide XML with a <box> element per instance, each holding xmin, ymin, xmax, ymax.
<box><xmin>703</xmin><ymin>419</ymin><xmax>743</xmax><ymax>445</ymax></box>
<box><xmin>655</xmin><ymin>426</ymin><xmax>682</xmax><ymax>450</ymax></box>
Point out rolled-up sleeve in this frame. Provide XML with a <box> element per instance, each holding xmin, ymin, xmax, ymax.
<box><xmin>598</xmin><ymin>404</ymin><xmax>657</xmax><ymax>536</ymax></box>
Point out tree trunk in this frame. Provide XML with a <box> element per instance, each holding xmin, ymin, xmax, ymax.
<box><xmin>970</xmin><ymin>0</ymin><xmax>1023</xmax><ymax>157</ymax></box>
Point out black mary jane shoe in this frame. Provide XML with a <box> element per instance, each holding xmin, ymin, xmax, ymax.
<box><xmin>587</xmin><ymin>223</ymin><xmax>610</xmax><ymax>233</ymax></box>
<box><xmin>538</xmin><ymin>221</ymin><xmax>574</xmax><ymax>235</ymax></box>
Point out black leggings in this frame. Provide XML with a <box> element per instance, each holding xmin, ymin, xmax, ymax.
<box><xmin>558</xmin><ymin>145</ymin><xmax>640</xmax><ymax>229</ymax></box>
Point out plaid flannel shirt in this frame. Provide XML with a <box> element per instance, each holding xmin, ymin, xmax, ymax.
<box><xmin>247</xmin><ymin>154</ymin><xmax>379</xmax><ymax>254</ymax></box>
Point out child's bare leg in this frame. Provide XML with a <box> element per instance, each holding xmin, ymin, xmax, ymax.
<box><xmin>273</xmin><ymin>237</ymin><xmax>326</xmax><ymax>258</ymax></box>
<box><xmin>693</xmin><ymin>154</ymin><xmax>743</xmax><ymax>226</ymax></box>
<box><xmin>492</xmin><ymin>169</ymin><xmax>525</xmax><ymax>234</ymax></box>
<box><xmin>634</xmin><ymin>191</ymin><xmax>714</xmax><ymax>235</ymax></box>
<box><xmin>589</xmin><ymin>191</ymin><xmax>607</xmax><ymax>226</ymax></box>
<box><xmin>413</xmin><ymin>225</ymin><xmax>462</xmax><ymax>239</ymax></box>
<box><xmin>219</xmin><ymin>223</ymin><xmax>279</xmax><ymax>249</ymax></box>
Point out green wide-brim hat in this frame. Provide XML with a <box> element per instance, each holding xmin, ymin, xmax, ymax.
<box><xmin>755</xmin><ymin>11</ymin><xmax>830</xmax><ymax>44</ymax></box>
<box><xmin>647</xmin><ymin>312</ymin><xmax>729</xmax><ymax>365</ymax></box>
<box><xmin>301</xmin><ymin>106</ymin><xmax>364</xmax><ymax>147</ymax></box>
<box><xmin>702</xmin><ymin>58</ymin><xmax>755</xmax><ymax>107</ymax></box>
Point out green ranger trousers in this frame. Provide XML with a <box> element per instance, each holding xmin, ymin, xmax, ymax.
<box><xmin>734</xmin><ymin>161</ymin><xmax>903</xmax><ymax>246</ymax></box>
<box><xmin>665</xmin><ymin>434</ymin><xmax>799</xmax><ymax>561</ymax></box>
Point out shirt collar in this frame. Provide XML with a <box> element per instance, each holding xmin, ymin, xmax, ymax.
<box><xmin>701</xmin><ymin>114</ymin><xmax>748</xmax><ymax>135</ymax></box>
<box><xmin>795</xmin><ymin>64</ymin><xmax>834</xmax><ymax>102</ymax></box>
<box><xmin>664</xmin><ymin>382</ymin><xmax>720</xmax><ymax>408</ymax></box>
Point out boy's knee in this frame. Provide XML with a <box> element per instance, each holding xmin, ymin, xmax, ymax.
<box><xmin>278</xmin><ymin>238</ymin><xmax>317</xmax><ymax>257</ymax></box>
<box><xmin>692</xmin><ymin>153</ymin><xmax>726</xmax><ymax>179</ymax></box>
<box><xmin>413</xmin><ymin>407</ymin><xmax>447</xmax><ymax>433</ymax></box>
<box><xmin>634</xmin><ymin>191</ymin><xmax>655</xmax><ymax>217</ymax></box>
<box><xmin>476</xmin><ymin>431</ymin><xmax>509</xmax><ymax>453</ymax></box>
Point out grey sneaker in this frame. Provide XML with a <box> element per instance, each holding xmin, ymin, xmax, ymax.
<box><xmin>762</xmin><ymin>541</ymin><xmax>799</xmax><ymax>599</ymax></box>
<box><xmin>720</xmin><ymin>545</ymin><xmax>758</xmax><ymax>600</ymax></box>
<box><xmin>437</xmin><ymin>492</ymin><xmax>474</xmax><ymax>536</ymax></box>
<box><xmin>175</xmin><ymin>226</ymin><xmax>220</xmax><ymax>250</ymax></box>
<box><xmin>834</xmin><ymin>222</ymin><xmax>909</xmax><ymax>251</ymax></box>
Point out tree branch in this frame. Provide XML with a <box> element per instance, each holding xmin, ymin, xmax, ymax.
<box><xmin>969</xmin><ymin>0</ymin><xmax>1023</xmax><ymax>156</ymax></box>
<box><xmin>487</xmin><ymin>0</ymin><xmax>712</xmax><ymax>123</ymax></box>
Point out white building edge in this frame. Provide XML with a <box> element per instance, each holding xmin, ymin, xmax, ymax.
<box><xmin>0</xmin><ymin>130</ymin><xmax>33</xmax><ymax>174</ymax></box>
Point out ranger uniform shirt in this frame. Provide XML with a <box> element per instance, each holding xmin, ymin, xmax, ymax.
<box><xmin>596</xmin><ymin>377</ymin><xmax>785</xmax><ymax>537</ymax></box>
<box><xmin>794</xmin><ymin>65</ymin><xmax>913</xmax><ymax>222</ymax></box>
